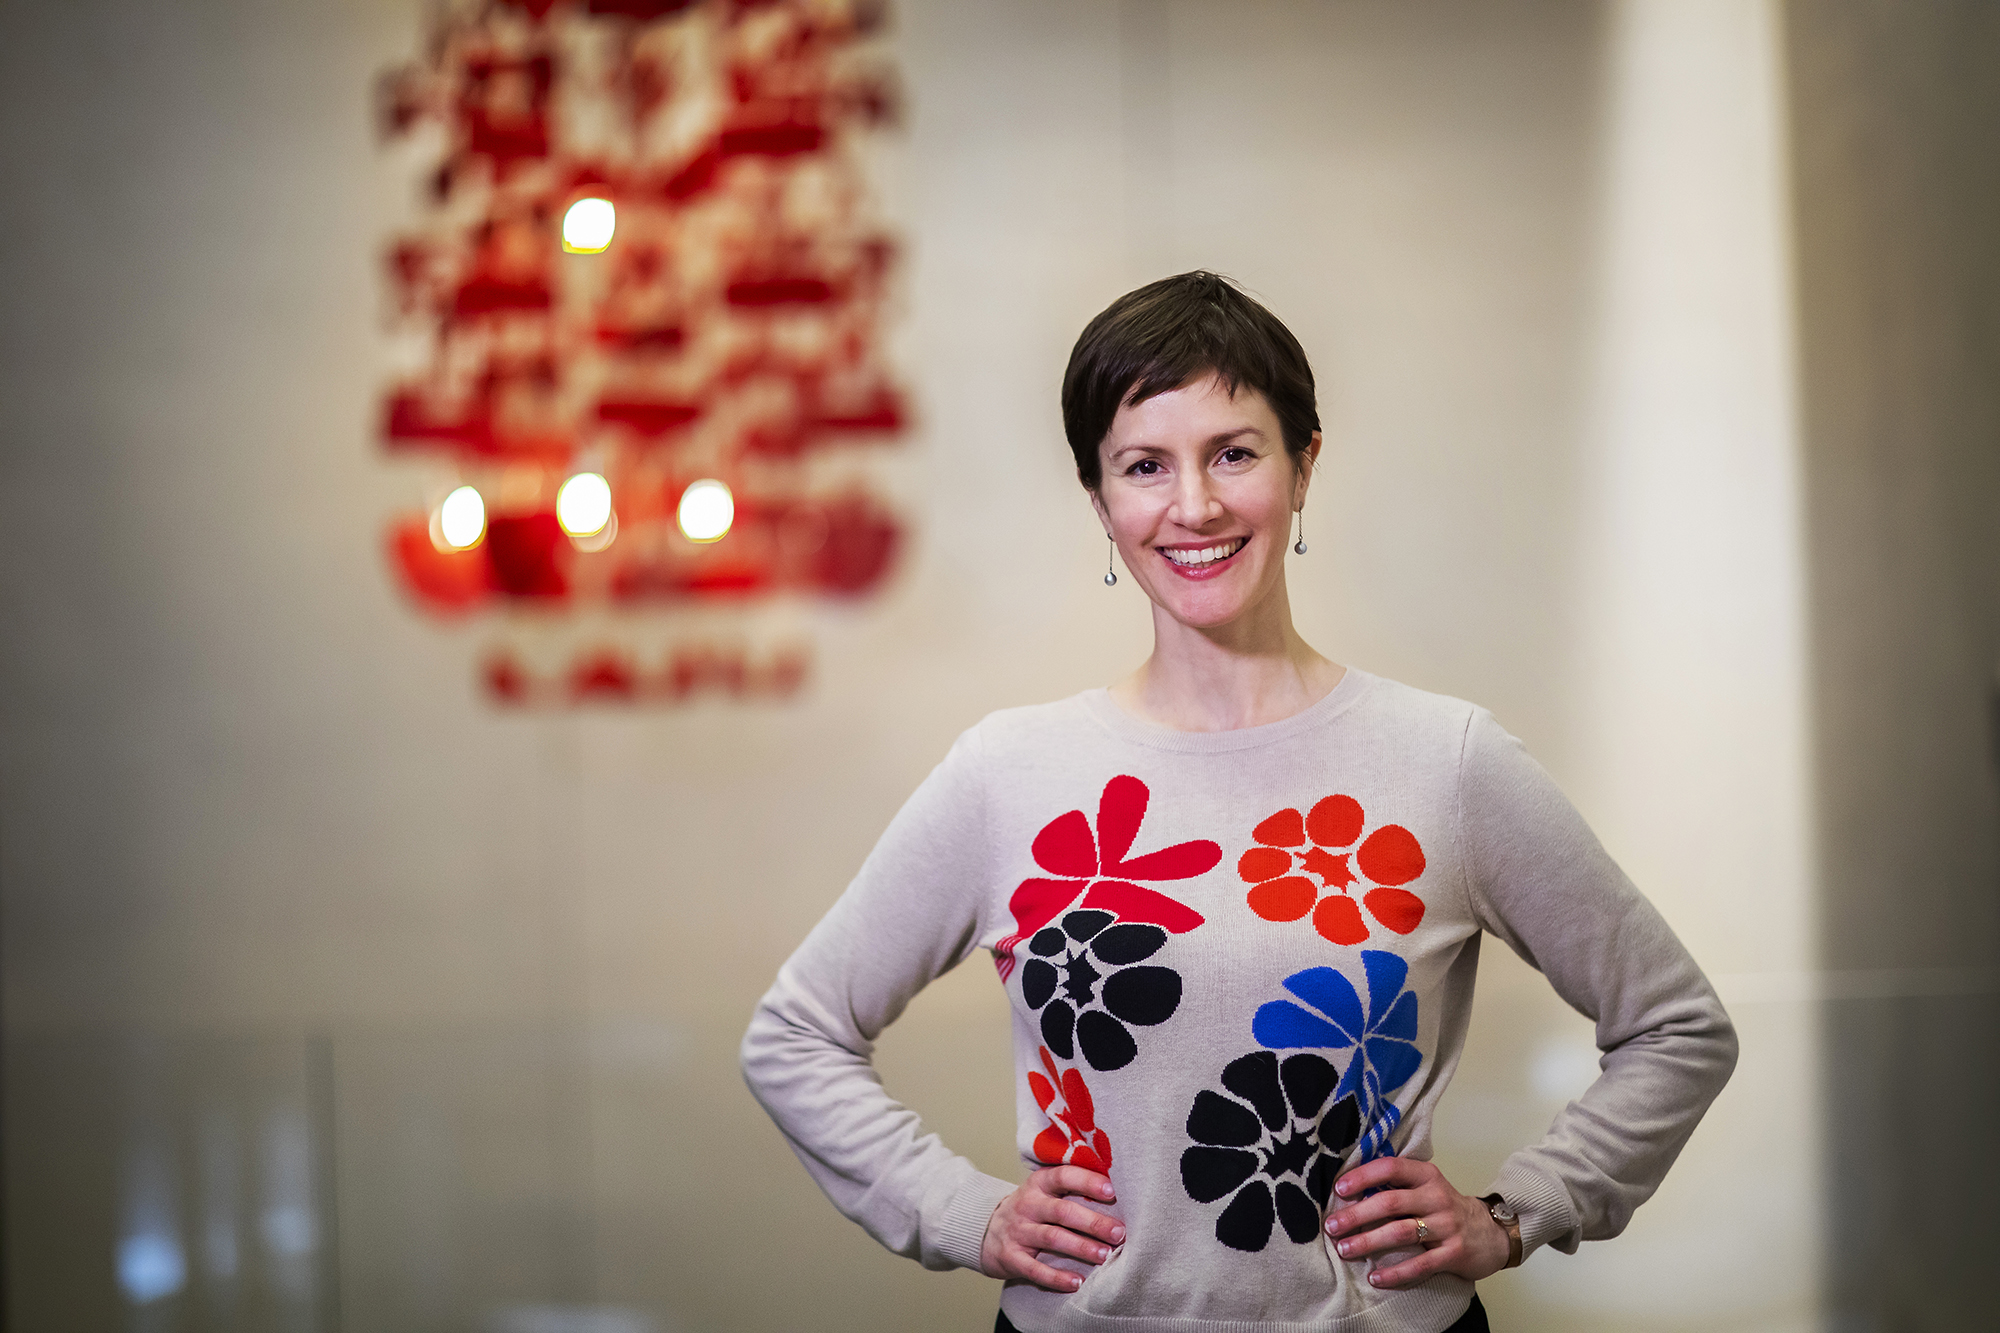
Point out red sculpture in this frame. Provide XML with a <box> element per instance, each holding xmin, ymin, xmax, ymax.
<box><xmin>376</xmin><ymin>0</ymin><xmax>908</xmax><ymax>704</ymax></box>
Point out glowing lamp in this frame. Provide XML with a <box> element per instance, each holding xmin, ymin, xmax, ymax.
<box><xmin>677</xmin><ymin>479</ymin><xmax>734</xmax><ymax>543</ymax></box>
<box><xmin>571</xmin><ymin>511</ymin><xmax>617</xmax><ymax>554</ymax></box>
<box><xmin>556</xmin><ymin>471</ymin><xmax>613</xmax><ymax>536</ymax></box>
<box><xmin>435</xmin><ymin>484</ymin><xmax>486</xmax><ymax>550</ymax></box>
<box><xmin>562</xmin><ymin>198</ymin><xmax>615</xmax><ymax>253</ymax></box>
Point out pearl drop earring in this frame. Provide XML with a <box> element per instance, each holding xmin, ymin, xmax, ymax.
<box><xmin>1294</xmin><ymin>508</ymin><xmax>1308</xmax><ymax>555</ymax></box>
<box><xmin>1104</xmin><ymin>535</ymin><xmax>1118</xmax><ymax>586</ymax></box>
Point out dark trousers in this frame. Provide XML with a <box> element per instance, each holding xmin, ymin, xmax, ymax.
<box><xmin>996</xmin><ymin>1292</ymin><xmax>1488</xmax><ymax>1332</ymax></box>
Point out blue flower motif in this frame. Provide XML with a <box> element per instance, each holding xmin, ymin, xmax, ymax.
<box><xmin>1251</xmin><ymin>950</ymin><xmax>1420</xmax><ymax>1162</ymax></box>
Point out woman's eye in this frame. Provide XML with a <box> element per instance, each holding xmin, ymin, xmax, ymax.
<box><xmin>1218</xmin><ymin>447</ymin><xmax>1251</xmax><ymax>465</ymax></box>
<box><xmin>1129</xmin><ymin>459</ymin><xmax>1162</xmax><ymax>476</ymax></box>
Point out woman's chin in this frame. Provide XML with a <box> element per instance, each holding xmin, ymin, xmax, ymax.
<box><xmin>1134</xmin><ymin>556</ymin><xmax>1296</xmax><ymax>635</ymax></box>
<box><xmin>1144</xmin><ymin>584</ymin><xmax>1266</xmax><ymax>634</ymax></box>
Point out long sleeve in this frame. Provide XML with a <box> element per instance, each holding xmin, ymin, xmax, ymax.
<box><xmin>1456</xmin><ymin>711</ymin><xmax>1738</xmax><ymax>1260</ymax></box>
<box><xmin>739</xmin><ymin>727</ymin><xmax>1018</xmax><ymax>1272</ymax></box>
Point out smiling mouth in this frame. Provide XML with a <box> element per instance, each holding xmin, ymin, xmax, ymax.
<box><xmin>1160</xmin><ymin>538</ymin><xmax>1248</xmax><ymax>568</ymax></box>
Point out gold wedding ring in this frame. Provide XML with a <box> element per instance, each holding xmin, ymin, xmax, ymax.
<box><xmin>1414</xmin><ymin>1217</ymin><xmax>1432</xmax><ymax>1245</ymax></box>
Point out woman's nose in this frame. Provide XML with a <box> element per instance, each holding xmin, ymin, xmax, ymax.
<box><xmin>1168</xmin><ymin>473</ymin><xmax>1224</xmax><ymax>527</ymax></box>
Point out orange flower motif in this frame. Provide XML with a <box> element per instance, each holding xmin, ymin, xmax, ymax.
<box><xmin>1028</xmin><ymin>1045</ymin><xmax>1112</xmax><ymax>1173</ymax></box>
<box><xmin>1239</xmin><ymin>796</ymin><xmax>1427</xmax><ymax>946</ymax></box>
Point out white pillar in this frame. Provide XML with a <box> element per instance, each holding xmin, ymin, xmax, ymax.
<box><xmin>1546</xmin><ymin>0</ymin><xmax>1820</xmax><ymax>1326</ymax></box>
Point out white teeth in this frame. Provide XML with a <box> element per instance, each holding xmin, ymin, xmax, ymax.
<box><xmin>1163</xmin><ymin>539</ymin><xmax>1246</xmax><ymax>567</ymax></box>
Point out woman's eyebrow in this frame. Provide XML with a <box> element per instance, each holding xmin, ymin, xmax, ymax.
<box><xmin>1206</xmin><ymin>427</ymin><xmax>1264</xmax><ymax>448</ymax></box>
<box><xmin>1105</xmin><ymin>440</ymin><xmax>1166</xmax><ymax>462</ymax></box>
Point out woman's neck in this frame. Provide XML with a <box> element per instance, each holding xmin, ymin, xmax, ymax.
<box><xmin>1108</xmin><ymin>605</ymin><xmax>1345</xmax><ymax>733</ymax></box>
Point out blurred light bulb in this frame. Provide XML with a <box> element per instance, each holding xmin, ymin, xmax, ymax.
<box><xmin>437</xmin><ymin>485</ymin><xmax>486</xmax><ymax>549</ymax></box>
<box><xmin>570</xmin><ymin>509</ymin><xmax>617</xmax><ymax>554</ymax></box>
<box><xmin>562</xmin><ymin>198</ymin><xmax>615</xmax><ymax>253</ymax></box>
<box><xmin>556</xmin><ymin>471</ymin><xmax>613</xmax><ymax>536</ymax></box>
<box><xmin>677</xmin><ymin>479</ymin><xmax>734</xmax><ymax>543</ymax></box>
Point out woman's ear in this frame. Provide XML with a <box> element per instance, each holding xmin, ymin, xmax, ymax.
<box><xmin>1295</xmin><ymin>432</ymin><xmax>1323</xmax><ymax>509</ymax></box>
<box><xmin>1088</xmin><ymin>485</ymin><xmax>1112</xmax><ymax>534</ymax></box>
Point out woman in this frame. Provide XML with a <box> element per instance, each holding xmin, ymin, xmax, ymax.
<box><xmin>742</xmin><ymin>272</ymin><xmax>1737</xmax><ymax>1332</ymax></box>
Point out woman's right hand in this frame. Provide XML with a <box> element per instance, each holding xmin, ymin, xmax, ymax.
<box><xmin>979</xmin><ymin>1165</ymin><xmax>1126</xmax><ymax>1293</ymax></box>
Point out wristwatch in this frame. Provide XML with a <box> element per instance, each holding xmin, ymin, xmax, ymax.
<box><xmin>1480</xmin><ymin>1194</ymin><xmax>1523</xmax><ymax>1269</ymax></box>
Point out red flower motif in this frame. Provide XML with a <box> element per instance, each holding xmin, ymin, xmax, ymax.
<box><xmin>1239</xmin><ymin>795</ymin><xmax>1427</xmax><ymax>946</ymax></box>
<box><xmin>995</xmin><ymin>775</ymin><xmax>1221</xmax><ymax>978</ymax></box>
<box><xmin>1028</xmin><ymin>1045</ymin><xmax>1112</xmax><ymax>1173</ymax></box>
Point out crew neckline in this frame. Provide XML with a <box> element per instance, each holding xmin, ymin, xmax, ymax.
<box><xmin>1078</xmin><ymin>665</ymin><xmax>1374</xmax><ymax>754</ymax></box>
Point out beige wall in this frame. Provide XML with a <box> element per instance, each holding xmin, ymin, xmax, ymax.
<box><xmin>6</xmin><ymin>2</ymin><xmax>1989</xmax><ymax>1330</ymax></box>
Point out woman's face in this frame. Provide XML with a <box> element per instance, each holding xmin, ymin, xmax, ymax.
<box><xmin>1091</xmin><ymin>373</ymin><xmax>1316</xmax><ymax>635</ymax></box>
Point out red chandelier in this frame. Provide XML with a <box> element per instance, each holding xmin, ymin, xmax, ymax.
<box><xmin>376</xmin><ymin>0</ymin><xmax>908</xmax><ymax>705</ymax></box>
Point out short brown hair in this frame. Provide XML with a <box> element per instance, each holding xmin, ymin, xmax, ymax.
<box><xmin>1061</xmin><ymin>271</ymin><xmax>1321</xmax><ymax>489</ymax></box>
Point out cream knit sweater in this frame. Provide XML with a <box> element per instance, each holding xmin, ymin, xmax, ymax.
<box><xmin>742</xmin><ymin>669</ymin><xmax>1737</xmax><ymax>1332</ymax></box>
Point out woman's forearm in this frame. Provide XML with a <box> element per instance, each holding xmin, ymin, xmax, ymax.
<box><xmin>1457</xmin><ymin>710</ymin><xmax>1739</xmax><ymax>1256</ymax></box>
<box><xmin>740</xmin><ymin>724</ymin><xmax>1014</xmax><ymax>1269</ymax></box>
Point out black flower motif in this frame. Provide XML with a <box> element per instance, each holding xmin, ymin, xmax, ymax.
<box><xmin>1180</xmin><ymin>1050</ymin><xmax>1362</xmax><ymax>1252</ymax></box>
<box><xmin>1020</xmin><ymin>909</ymin><xmax>1183</xmax><ymax>1071</ymax></box>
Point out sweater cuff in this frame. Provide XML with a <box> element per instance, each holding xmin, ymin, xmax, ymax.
<box><xmin>1487</xmin><ymin>1162</ymin><xmax>1579</xmax><ymax>1261</ymax></box>
<box><xmin>932</xmin><ymin>1171</ymin><xmax>1017</xmax><ymax>1273</ymax></box>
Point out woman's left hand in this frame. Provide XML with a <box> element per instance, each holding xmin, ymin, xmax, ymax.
<box><xmin>1323</xmin><ymin>1157</ymin><xmax>1511</xmax><ymax>1289</ymax></box>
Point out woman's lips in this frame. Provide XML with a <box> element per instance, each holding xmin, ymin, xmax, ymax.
<box><xmin>1158</xmin><ymin>536</ymin><xmax>1248</xmax><ymax>580</ymax></box>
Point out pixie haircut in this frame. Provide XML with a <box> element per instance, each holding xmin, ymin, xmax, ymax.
<box><xmin>1061</xmin><ymin>271</ymin><xmax>1321</xmax><ymax>490</ymax></box>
